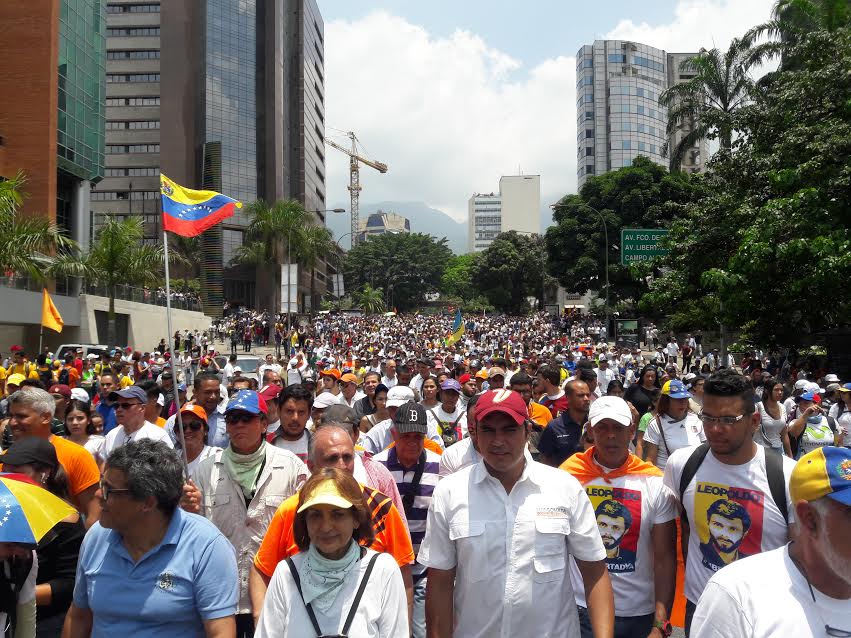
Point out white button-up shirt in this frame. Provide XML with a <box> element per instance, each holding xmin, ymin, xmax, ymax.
<box><xmin>418</xmin><ymin>455</ymin><xmax>605</xmax><ymax>638</ymax></box>
<box><xmin>191</xmin><ymin>444</ymin><xmax>307</xmax><ymax>614</ymax></box>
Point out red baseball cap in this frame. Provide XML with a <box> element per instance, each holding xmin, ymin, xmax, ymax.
<box><xmin>458</xmin><ymin>373</ymin><xmax>471</xmax><ymax>384</ymax></box>
<box><xmin>475</xmin><ymin>389</ymin><xmax>528</xmax><ymax>425</ymax></box>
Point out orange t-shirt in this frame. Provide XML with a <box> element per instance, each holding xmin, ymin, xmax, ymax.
<box><xmin>254</xmin><ymin>484</ymin><xmax>414</xmax><ymax>578</ymax></box>
<box><xmin>386</xmin><ymin>439</ymin><xmax>444</xmax><ymax>455</ymax></box>
<box><xmin>63</xmin><ymin>366</ymin><xmax>80</xmax><ymax>389</ymax></box>
<box><xmin>49</xmin><ymin>435</ymin><xmax>100</xmax><ymax>497</ymax></box>
<box><xmin>528</xmin><ymin>402</ymin><xmax>553</xmax><ymax>428</ymax></box>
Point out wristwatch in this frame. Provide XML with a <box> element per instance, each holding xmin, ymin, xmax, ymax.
<box><xmin>653</xmin><ymin>620</ymin><xmax>673</xmax><ymax>637</ymax></box>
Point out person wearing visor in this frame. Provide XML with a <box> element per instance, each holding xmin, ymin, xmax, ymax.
<box><xmin>640</xmin><ymin>380</ymin><xmax>706</xmax><ymax>471</ymax></box>
<box><xmin>788</xmin><ymin>390</ymin><xmax>843</xmax><ymax>458</ymax></box>
<box><xmin>182</xmin><ymin>389</ymin><xmax>307</xmax><ymax>638</ymax></box>
<box><xmin>254</xmin><ymin>468</ymin><xmax>407</xmax><ymax>637</ymax></box>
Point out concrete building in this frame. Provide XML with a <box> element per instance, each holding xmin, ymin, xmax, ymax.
<box><xmin>90</xmin><ymin>0</ymin><xmax>162</xmax><ymax>244</ymax></box>
<box><xmin>468</xmin><ymin>193</ymin><xmax>502</xmax><ymax>252</ymax></box>
<box><xmin>159</xmin><ymin>0</ymin><xmax>327</xmax><ymax>313</ymax></box>
<box><xmin>576</xmin><ymin>40</ymin><xmax>707</xmax><ymax>188</ymax></box>
<box><xmin>467</xmin><ymin>175</ymin><xmax>540</xmax><ymax>252</ymax></box>
<box><xmin>356</xmin><ymin>211</ymin><xmax>410</xmax><ymax>243</ymax></box>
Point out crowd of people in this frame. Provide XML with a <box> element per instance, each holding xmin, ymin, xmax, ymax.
<box><xmin>0</xmin><ymin>311</ymin><xmax>848</xmax><ymax>637</ymax></box>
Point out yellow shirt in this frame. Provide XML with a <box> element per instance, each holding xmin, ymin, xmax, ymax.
<box><xmin>119</xmin><ymin>375</ymin><xmax>134</xmax><ymax>389</ymax></box>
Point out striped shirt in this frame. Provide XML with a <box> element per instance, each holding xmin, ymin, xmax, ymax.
<box><xmin>373</xmin><ymin>446</ymin><xmax>441</xmax><ymax>580</ymax></box>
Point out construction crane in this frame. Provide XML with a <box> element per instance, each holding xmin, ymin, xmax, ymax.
<box><xmin>324</xmin><ymin>132</ymin><xmax>388</xmax><ymax>246</ymax></box>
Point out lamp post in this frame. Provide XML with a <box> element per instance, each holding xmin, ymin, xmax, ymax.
<box><xmin>551</xmin><ymin>203</ymin><xmax>610</xmax><ymax>343</ymax></box>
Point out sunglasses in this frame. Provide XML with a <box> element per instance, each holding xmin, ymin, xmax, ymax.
<box><xmin>225</xmin><ymin>412</ymin><xmax>257</xmax><ymax>424</ymax></box>
<box><xmin>115</xmin><ymin>401</ymin><xmax>142</xmax><ymax>410</ymax></box>
<box><xmin>179</xmin><ymin>420</ymin><xmax>206</xmax><ymax>432</ymax></box>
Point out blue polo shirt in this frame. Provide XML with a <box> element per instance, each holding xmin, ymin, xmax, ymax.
<box><xmin>96</xmin><ymin>401</ymin><xmax>118</xmax><ymax>435</ymax></box>
<box><xmin>73</xmin><ymin>507</ymin><xmax>238</xmax><ymax>637</ymax></box>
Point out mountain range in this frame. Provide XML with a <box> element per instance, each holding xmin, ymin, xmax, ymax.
<box><xmin>327</xmin><ymin>200</ymin><xmax>554</xmax><ymax>254</ymax></box>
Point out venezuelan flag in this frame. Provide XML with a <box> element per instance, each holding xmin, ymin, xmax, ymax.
<box><xmin>447</xmin><ymin>308</ymin><xmax>464</xmax><ymax>345</ymax></box>
<box><xmin>160</xmin><ymin>173</ymin><xmax>242</xmax><ymax>237</ymax></box>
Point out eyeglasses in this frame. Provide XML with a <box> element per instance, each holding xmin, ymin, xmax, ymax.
<box><xmin>178</xmin><ymin>420</ymin><xmax>206</xmax><ymax>432</ymax></box>
<box><xmin>115</xmin><ymin>401</ymin><xmax>141</xmax><ymax>410</ymax></box>
<box><xmin>98</xmin><ymin>480</ymin><xmax>132</xmax><ymax>500</ymax></box>
<box><xmin>697</xmin><ymin>412</ymin><xmax>747</xmax><ymax>427</ymax></box>
<box><xmin>225</xmin><ymin>412</ymin><xmax>257</xmax><ymax>424</ymax></box>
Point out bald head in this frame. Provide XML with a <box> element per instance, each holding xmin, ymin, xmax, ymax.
<box><xmin>307</xmin><ymin>425</ymin><xmax>356</xmax><ymax>474</ymax></box>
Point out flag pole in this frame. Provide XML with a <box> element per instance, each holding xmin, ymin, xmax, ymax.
<box><xmin>163</xmin><ymin>228</ymin><xmax>191</xmax><ymax>479</ymax></box>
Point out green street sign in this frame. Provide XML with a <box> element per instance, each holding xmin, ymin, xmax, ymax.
<box><xmin>620</xmin><ymin>228</ymin><xmax>669</xmax><ymax>265</ymax></box>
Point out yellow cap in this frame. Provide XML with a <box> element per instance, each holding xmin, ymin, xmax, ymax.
<box><xmin>475</xmin><ymin>369</ymin><xmax>489</xmax><ymax>380</ymax></box>
<box><xmin>296</xmin><ymin>478</ymin><xmax>356</xmax><ymax>513</ymax></box>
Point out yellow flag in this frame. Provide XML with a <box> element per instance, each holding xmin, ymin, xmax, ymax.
<box><xmin>41</xmin><ymin>288</ymin><xmax>64</xmax><ymax>333</ymax></box>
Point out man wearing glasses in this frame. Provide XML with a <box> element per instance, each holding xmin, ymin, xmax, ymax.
<box><xmin>181</xmin><ymin>389</ymin><xmax>307</xmax><ymax>638</ymax></box>
<box><xmin>691</xmin><ymin>446</ymin><xmax>851</xmax><ymax>637</ymax></box>
<box><xmin>662</xmin><ymin>369</ymin><xmax>796</xmax><ymax>636</ymax></box>
<box><xmin>102</xmin><ymin>386</ymin><xmax>174</xmax><ymax>457</ymax></box>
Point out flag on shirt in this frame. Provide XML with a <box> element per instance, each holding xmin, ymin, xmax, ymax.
<box><xmin>447</xmin><ymin>309</ymin><xmax>464</xmax><ymax>345</ymax></box>
<box><xmin>160</xmin><ymin>173</ymin><xmax>242</xmax><ymax>237</ymax></box>
<box><xmin>41</xmin><ymin>289</ymin><xmax>64</xmax><ymax>333</ymax></box>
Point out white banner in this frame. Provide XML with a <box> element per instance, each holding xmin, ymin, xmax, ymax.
<box><xmin>280</xmin><ymin>263</ymin><xmax>298</xmax><ymax>313</ymax></box>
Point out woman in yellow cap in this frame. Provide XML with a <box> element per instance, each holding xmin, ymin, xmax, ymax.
<box><xmin>254</xmin><ymin>468</ymin><xmax>407</xmax><ymax>637</ymax></box>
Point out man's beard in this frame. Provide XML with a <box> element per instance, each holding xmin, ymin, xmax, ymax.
<box><xmin>711</xmin><ymin>533</ymin><xmax>744</xmax><ymax>554</ymax></box>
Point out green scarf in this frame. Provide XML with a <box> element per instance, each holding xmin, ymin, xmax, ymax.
<box><xmin>223</xmin><ymin>442</ymin><xmax>267</xmax><ymax>499</ymax></box>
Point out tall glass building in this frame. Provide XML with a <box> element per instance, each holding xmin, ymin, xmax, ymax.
<box><xmin>576</xmin><ymin>40</ymin><xmax>706</xmax><ymax>188</ymax></box>
<box><xmin>57</xmin><ymin>0</ymin><xmax>106</xmax><ymax>249</ymax></box>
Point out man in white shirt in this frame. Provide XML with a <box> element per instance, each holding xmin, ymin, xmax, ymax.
<box><xmin>408</xmin><ymin>358</ymin><xmax>432</xmax><ymax>395</ymax></box>
<box><xmin>419</xmin><ymin>389</ymin><xmax>614</xmax><ymax>638</ymax></box>
<box><xmin>285</xmin><ymin>353</ymin><xmax>308</xmax><ymax>386</ymax></box>
<box><xmin>381</xmin><ymin>359</ymin><xmax>398</xmax><ymax>389</ymax></box>
<box><xmin>691</xmin><ymin>446</ymin><xmax>851</xmax><ymax>638</ymax></box>
<box><xmin>103</xmin><ymin>386</ymin><xmax>173</xmax><ymax>455</ymax></box>
<box><xmin>663</xmin><ymin>369</ymin><xmax>795</xmax><ymax>634</ymax></box>
<box><xmin>256</xmin><ymin>354</ymin><xmax>281</xmax><ymax>381</ymax></box>
<box><xmin>268</xmin><ymin>384</ymin><xmax>313</xmax><ymax>462</ymax></box>
<box><xmin>665</xmin><ymin>338</ymin><xmax>679</xmax><ymax>366</ymax></box>
<box><xmin>595</xmin><ymin>357</ymin><xmax>617</xmax><ymax>395</ymax></box>
<box><xmin>561</xmin><ymin>396</ymin><xmax>678</xmax><ymax>638</ymax></box>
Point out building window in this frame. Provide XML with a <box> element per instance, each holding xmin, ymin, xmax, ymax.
<box><xmin>107</xmin><ymin>50</ymin><xmax>160</xmax><ymax>60</ymax></box>
<box><xmin>106</xmin><ymin>144</ymin><xmax>160</xmax><ymax>153</ymax></box>
<box><xmin>106</xmin><ymin>96</ymin><xmax>160</xmax><ymax>106</ymax></box>
<box><xmin>586</xmin><ymin>129</ymin><xmax>594</xmax><ymax>138</ymax></box>
<box><xmin>106</xmin><ymin>74</ymin><xmax>161</xmax><ymax>83</ymax></box>
<box><xmin>584</xmin><ymin>58</ymin><xmax>593</xmax><ymax>68</ymax></box>
<box><xmin>585</xmin><ymin>147</ymin><xmax>594</xmax><ymax>156</ymax></box>
<box><xmin>623</xmin><ymin>140</ymin><xmax>631</xmax><ymax>150</ymax></box>
<box><xmin>106</xmin><ymin>120</ymin><xmax>160</xmax><ymax>129</ymax></box>
<box><xmin>107</xmin><ymin>27</ymin><xmax>160</xmax><ymax>36</ymax></box>
<box><xmin>106</xmin><ymin>4</ymin><xmax>160</xmax><ymax>13</ymax></box>
<box><xmin>586</xmin><ymin>165</ymin><xmax>595</xmax><ymax>175</ymax></box>
<box><xmin>637</xmin><ymin>105</ymin><xmax>645</xmax><ymax>115</ymax></box>
<box><xmin>638</xmin><ymin>142</ymin><xmax>646</xmax><ymax>151</ymax></box>
<box><xmin>104</xmin><ymin>167</ymin><xmax>160</xmax><ymax>177</ymax></box>
<box><xmin>608</xmin><ymin>54</ymin><xmax>626</xmax><ymax>63</ymax></box>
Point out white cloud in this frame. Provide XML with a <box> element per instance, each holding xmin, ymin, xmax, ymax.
<box><xmin>323</xmin><ymin>2</ymin><xmax>777</xmax><ymax>231</ymax></box>
<box><xmin>324</xmin><ymin>11</ymin><xmax>577</xmax><ymax>226</ymax></box>
<box><xmin>605</xmin><ymin>0</ymin><xmax>774</xmax><ymax>53</ymax></box>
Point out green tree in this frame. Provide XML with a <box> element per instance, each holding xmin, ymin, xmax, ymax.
<box><xmin>353</xmin><ymin>284</ymin><xmax>386</xmax><ymax>314</ymax></box>
<box><xmin>83</xmin><ymin>216</ymin><xmax>168</xmax><ymax>346</ymax></box>
<box><xmin>547</xmin><ymin>157</ymin><xmax>704</xmax><ymax>307</ymax></box>
<box><xmin>440</xmin><ymin>253</ymin><xmax>479</xmax><ymax>302</ymax></box>
<box><xmin>168</xmin><ymin>234</ymin><xmax>200</xmax><ymax>293</ymax></box>
<box><xmin>234</xmin><ymin>199</ymin><xmax>309</xmax><ymax>316</ymax></box>
<box><xmin>296</xmin><ymin>224</ymin><xmax>335</xmax><ymax>311</ymax></box>
<box><xmin>472</xmin><ymin>231</ymin><xmax>547</xmax><ymax>314</ymax></box>
<box><xmin>659</xmin><ymin>38</ymin><xmax>755</xmax><ymax>171</ymax></box>
<box><xmin>342</xmin><ymin>232</ymin><xmax>453</xmax><ymax>311</ymax></box>
<box><xmin>642</xmin><ymin>27</ymin><xmax>851</xmax><ymax>349</ymax></box>
<box><xmin>0</xmin><ymin>172</ymin><xmax>84</xmax><ymax>282</ymax></box>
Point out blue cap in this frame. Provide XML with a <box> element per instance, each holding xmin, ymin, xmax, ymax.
<box><xmin>440</xmin><ymin>379</ymin><xmax>462</xmax><ymax>393</ymax></box>
<box><xmin>798</xmin><ymin>391</ymin><xmax>820</xmax><ymax>402</ymax></box>
<box><xmin>107</xmin><ymin>386</ymin><xmax>147</xmax><ymax>404</ymax></box>
<box><xmin>662</xmin><ymin>379</ymin><xmax>692</xmax><ymax>399</ymax></box>
<box><xmin>225</xmin><ymin>389</ymin><xmax>266</xmax><ymax>415</ymax></box>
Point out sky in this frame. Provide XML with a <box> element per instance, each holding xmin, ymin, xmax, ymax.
<box><xmin>318</xmin><ymin>0</ymin><xmax>775</xmax><ymax>227</ymax></box>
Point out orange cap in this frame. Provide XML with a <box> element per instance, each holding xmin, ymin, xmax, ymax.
<box><xmin>180</xmin><ymin>404</ymin><xmax>208</xmax><ymax>423</ymax></box>
<box><xmin>321</xmin><ymin>368</ymin><xmax>342</xmax><ymax>380</ymax></box>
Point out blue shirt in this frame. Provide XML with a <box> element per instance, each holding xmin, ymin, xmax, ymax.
<box><xmin>73</xmin><ymin>508</ymin><xmax>238</xmax><ymax>637</ymax></box>
<box><xmin>97</xmin><ymin>402</ymin><xmax>118</xmax><ymax>435</ymax></box>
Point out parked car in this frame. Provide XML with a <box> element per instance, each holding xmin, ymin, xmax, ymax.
<box><xmin>55</xmin><ymin>344</ymin><xmax>110</xmax><ymax>361</ymax></box>
<box><xmin>214</xmin><ymin>355</ymin><xmax>261</xmax><ymax>381</ymax></box>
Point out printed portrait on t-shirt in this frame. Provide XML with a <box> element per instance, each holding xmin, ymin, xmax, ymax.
<box><xmin>585</xmin><ymin>486</ymin><xmax>642</xmax><ymax>573</ymax></box>
<box><xmin>694</xmin><ymin>483</ymin><xmax>765</xmax><ymax>573</ymax></box>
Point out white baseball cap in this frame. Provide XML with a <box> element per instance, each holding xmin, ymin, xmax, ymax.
<box><xmin>588</xmin><ymin>396</ymin><xmax>632</xmax><ymax>428</ymax></box>
<box><xmin>313</xmin><ymin>392</ymin><xmax>339</xmax><ymax>409</ymax></box>
<box><xmin>386</xmin><ymin>385</ymin><xmax>415</xmax><ymax>407</ymax></box>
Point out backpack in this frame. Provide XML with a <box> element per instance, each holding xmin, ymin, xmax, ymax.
<box><xmin>679</xmin><ymin>442</ymin><xmax>788</xmax><ymax>524</ymax></box>
<box><xmin>57</xmin><ymin>367</ymin><xmax>70</xmax><ymax>386</ymax></box>
<box><xmin>429</xmin><ymin>409</ymin><xmax>464</xmax><ymax>447</ymax></box>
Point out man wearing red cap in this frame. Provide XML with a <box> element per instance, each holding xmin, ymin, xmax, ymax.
<box><xmin>420</xmin><ymin>389</ymin><xmax>614</xmax><ymax>638</ymax></box>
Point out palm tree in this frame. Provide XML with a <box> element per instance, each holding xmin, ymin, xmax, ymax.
<box><xmin>168</xmin><ymin>234</ymin><xmax>200</xmax><ymax>292</ymax></box>
<box><xmin>745</xmin><ymin>0</ymin><xmax>851</xmax><ymax>71</ymax></box>
<box><xmin>353</xmin><ymin>284</ymin><xmax>385</xmax><ymax>314</ymax></box>
<box><xmin>0</xmin><ymin>172</ymin><xmax>85</xmax><ymax>284</ymax></box>
<box><xmin>296</xmin><ymin>224</ymin><xmax>335</xmax><ymax>311</ymax></box>
<box><xmin>659</xmin><ymin>38</ymin><xmax>755</xmax><ymax>171</ymax></box>
<box><xmin>82</xmin><ymin>216</ymin><xmax>167</xmax><ymax>346</ymax></box>
<box><xmin>236</xmin><ymin>199</ymin><xmax>309</xmax><ymax>321</ymax></box>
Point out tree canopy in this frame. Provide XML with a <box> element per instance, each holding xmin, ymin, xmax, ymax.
<box><xmin>342</xmin><ymin>232</ymin><xmax>452</xmax><ymax>311</ymax></box>
<box><xmin>472</xmin><ymin>231</ymin><xmax>548</xmax><ymax>314</ymax></box>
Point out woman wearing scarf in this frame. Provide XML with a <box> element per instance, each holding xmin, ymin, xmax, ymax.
<box><xmin>560</xmin><ymin>396</ymin><xmax>678</xmax><ymax>638</ymax></box>
<box><xmin>254</xmin><ymin>468</ymin><xmax>407</xmax><ymax>638</ymax></box>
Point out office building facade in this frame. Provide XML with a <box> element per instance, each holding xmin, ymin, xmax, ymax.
<box><xmin>468</xmin><ymin>175</ymin><xmax>540</xmax><ymax>252</ymax></box>
<box><xmin>576</xmin><ymin>40</ymin><xmax>706</xmax><ymax>188</ymax></box>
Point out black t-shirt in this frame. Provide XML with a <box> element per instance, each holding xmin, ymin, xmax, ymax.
<box><xmin>537</xmin><ymin>413</ymin><xmax>584</xmax><ymax>466</ymax></box>
<box><xmin>624</xmin><ymin>384</ymin><xmax>659</xmax><ymax>416</ymax></box>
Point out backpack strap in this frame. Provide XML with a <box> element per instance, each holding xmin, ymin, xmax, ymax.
<box><xmin>826</xmin><ymin>415</ymin><xmax>837</xmax><ymax>434</ymax></box>
<box><xmin>678</xmin><ymin>443</ymin><xmax>710</xmax><ymax>504</ymax></box>
<box><xmin>656</xmin><ymin>415</ymin><xmax>671</xmax><ymax>458</ymax></box>
<box><xmin>763</xmin><ymin>447</ymin><xmax>789</xmax><ymax>524</ymax></box>
<box><xmin>341</xmin><ymin>552</ymin><xmax>380</xmax><ymax>636</ymax></box>
<box><xmin>285</xmin><ymin>557</ymin><xmax>323</xmax><ymax>637</ymax></box>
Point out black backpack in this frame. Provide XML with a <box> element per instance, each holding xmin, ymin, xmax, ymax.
<box><xmin>38</xmin><ymin>367</ymin><xmax>54</xmax><ymax>387</ymax></box>
<box><xmin>679</xmin><ymin>442</ymin><xmax>788</xmax><ymax>524</ymax></box>
<box><xmin>57</xmin><ymin>367</ymin><xmax>70</xmax><ymax>386</ymax></box>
